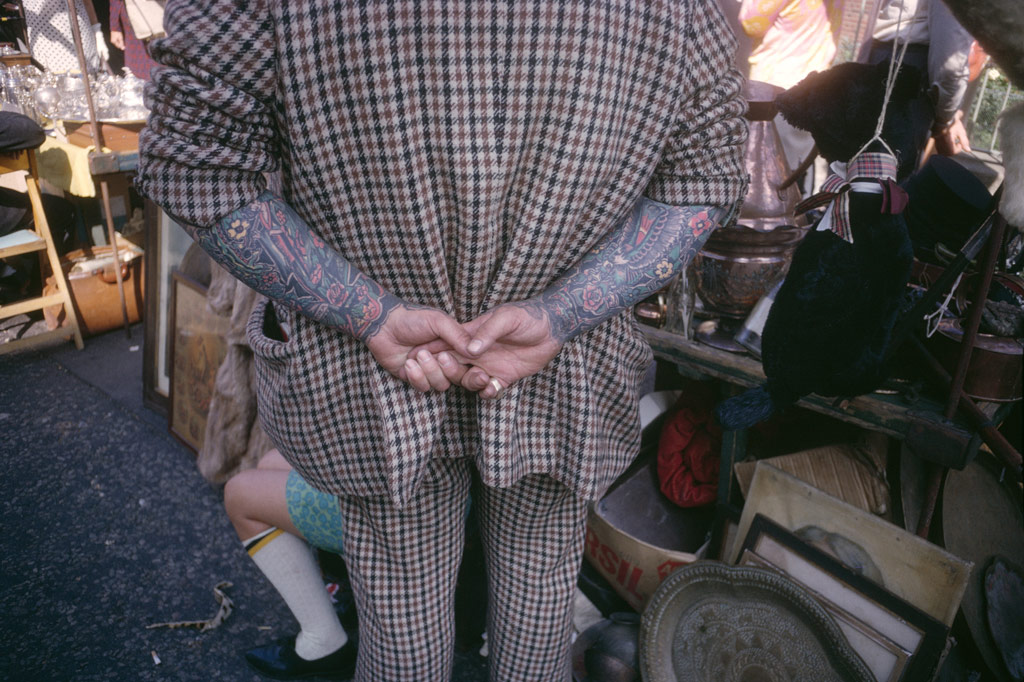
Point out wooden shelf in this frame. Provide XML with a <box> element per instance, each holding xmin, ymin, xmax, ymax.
<box><xmin>641</xmin><ymin>326</ymin><xmax>989</xmax><ymax>457</ymax></box>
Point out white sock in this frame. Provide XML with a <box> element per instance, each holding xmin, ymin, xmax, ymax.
<box><xmin>244</xmin><ymin>528</ymin><xmax>348</xmax><ymax>660</ymax></box>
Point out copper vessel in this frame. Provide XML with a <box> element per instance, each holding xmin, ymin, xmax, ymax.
<box><xmin>693</xmin><ymin>225</ymin><xmax>805</xmax><ymax>319</ymax></box>
<box><xmin>692</xmin><ymin>80</ymin><xmax>806</xmax><ymax>321</ymax></box>
<box><xmin>738</xmin><ymin>82</ymin><xmax>803</xmax><ymax>232</ymax></box>
<box><xmin>634</xmin><ymin>292</ymin><xmax>667</xmax><ymax>328</ymax></box>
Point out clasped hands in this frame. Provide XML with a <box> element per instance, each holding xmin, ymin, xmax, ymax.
<box><xmin>365</xmin><ymin>300</ymin><xmax>562</xmax><ymax>400</ymax></box>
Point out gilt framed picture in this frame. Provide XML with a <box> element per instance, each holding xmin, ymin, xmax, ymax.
<box><xmin>167</xmin><ymin>270</ymin><xmax>229</xmax><ymax>453</ymax></box>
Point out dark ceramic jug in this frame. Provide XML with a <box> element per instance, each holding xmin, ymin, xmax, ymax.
<box><xmin>571</xmin><ymin>612</ymin><xmax>641</xmax><ymax>682</ymax></box>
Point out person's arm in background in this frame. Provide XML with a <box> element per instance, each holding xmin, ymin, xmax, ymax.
<box><xmin>435</xmin><ymin>0</ymin><xmax>750</xmax><ymax>397</ymax></box>
<box><xmin>81</xmin><ymin>0</ymin><xmax>110</xmax><ymax>65</ymax></box>
<box><xmin>109</xmin><ymin>0</ymin><xmax>125</xmax><ymax>51</ymax></box>
<box><xmin>926</xmin><ymin>0</ymin><xmax>973</xmax><ymax>155</ymax></box>
<box><xmin>138</xmin><ymin>0</ymin><xmax>473</xmax><ymax>392</ymax></box>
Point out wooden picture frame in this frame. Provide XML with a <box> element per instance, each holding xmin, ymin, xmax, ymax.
<box><xmin>706</xmin><ymin>502</ymin><xmax>741</xmax><ymax>562</ymax></box>
<box><xmin>738</xmin><ymin>514</ymin><xmax>948</xmax><ymax>682</ymax></box>
<box><xmin>727</xmin><ymin>463</ymin><xmax>971</xmax><ymax>627</ymax></box>
<box><xmin>167</xmin><ymin>270</ymin><xmax>228</xmax><ymax>453</ymax></box>
<box><xmin>143</xmin><ymin>202</ymin><xmax>198</xmax><ymax>415</ymax></box>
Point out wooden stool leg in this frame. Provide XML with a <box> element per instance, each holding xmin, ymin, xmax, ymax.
<box><xmin>25</xmin><ymin>155</ymin><xmax>83</xmax><ymax>350</ymax></box>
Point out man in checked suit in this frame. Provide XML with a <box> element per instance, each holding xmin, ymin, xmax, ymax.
<box><xmin>138</xmin><ymin>1</ymin><xmax>748</xmax><ymax>679</ymax></box>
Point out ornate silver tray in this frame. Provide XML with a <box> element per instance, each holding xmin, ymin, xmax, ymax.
<box><xmin>640</xmin><ymin>562</ymin><xmax>873</xmax><ymax>682</ymax></box>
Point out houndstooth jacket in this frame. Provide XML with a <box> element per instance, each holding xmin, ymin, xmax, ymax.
<box><xmin>137</xmin><ymin>0</ymin><xmax>748</xmax><ymax>505</ymax></box>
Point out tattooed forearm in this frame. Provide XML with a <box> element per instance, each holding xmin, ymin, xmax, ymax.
<box><xmin>538</xmin><ymin>198</ymin><xmax>725</xmax><ymax>343</ymax></box>
<box><xmin>186</xmin><ymin>190</ymin><xmax>400</xmax><ymax>342</ymax></box>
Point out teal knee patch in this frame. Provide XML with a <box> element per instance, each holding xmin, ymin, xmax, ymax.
<box><xmin>285</xmin><ymin>470</ymin><xmax>345</xmax><ymax>556</ymax></box>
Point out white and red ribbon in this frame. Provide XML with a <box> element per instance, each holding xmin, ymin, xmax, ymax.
<box><xmin>795</xmin><ymin>151</ymin><xmax>905</xmax><ymax>244</ymax></box>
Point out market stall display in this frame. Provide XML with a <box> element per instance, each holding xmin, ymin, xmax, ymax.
<box><xmin>1</xmin><ymin>1</ymin><xmax>149</xmax><ymax>343</ymax></box>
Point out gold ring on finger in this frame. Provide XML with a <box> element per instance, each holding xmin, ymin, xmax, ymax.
<box><xmin>488</xmin><ymin>377</ymin><xmax>508</xmax><ymax>400</ymax></box>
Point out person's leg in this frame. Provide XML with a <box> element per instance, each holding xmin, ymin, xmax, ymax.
<box><xmin>224</xmin><ymin>449</ymin><xmax>302</xmax><ymax>540</ymax></box>
<box><xmin>337</xmin><ymin>457</ymin><xmax>472</xmax><ymax>681</ymax></box>
<box><xmin>475</xmin><ymin>473</ymin><xmax>589</xmax><ymax>682</ymax></box>
<box><xmin>223</xmin><ymin>450</ymin><xmax>350</xmax><ymax>666</ymax></box>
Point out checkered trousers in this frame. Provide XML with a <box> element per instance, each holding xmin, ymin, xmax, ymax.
<box><xmin>337</xmin><ymin>459</ymin><xmax>588</xmax><ymax>681</ymax></box>
<box><xmin>137</xmin><ymin>0</ymin><xmax>749</xmax><ymax>505</ymax></box>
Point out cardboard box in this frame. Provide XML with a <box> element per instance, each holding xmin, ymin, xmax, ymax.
<box><xmin>583</xmin><ymin>427</ymin><xmax>713</xmax><ymax>612</ymax></box>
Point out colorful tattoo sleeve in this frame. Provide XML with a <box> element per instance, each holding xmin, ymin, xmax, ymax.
<box><xmin>184</xmin><ymin>190</ymin><xmax>400</xmax><ymax>342</ymax></box>
<box><xmin>536</xmin><ymin>198</ymin><xmax>725</xmax><ymax>343</ymax></box>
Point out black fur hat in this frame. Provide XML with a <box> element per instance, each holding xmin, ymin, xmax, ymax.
<box><xmin>901</xmin><ymin>155</ymin><xmax>993</xmax><ymax>257</ymax></box>
<box><xmin>775</xmin><ymin>61</ymin><xmax>928</xmax><ymax>180</ymax></box>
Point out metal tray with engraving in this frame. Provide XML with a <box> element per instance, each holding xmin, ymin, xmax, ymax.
<box><xmin>639</xmin><ymin>562</ymin><xmax>873</xmax><ymax>682</ymax></box>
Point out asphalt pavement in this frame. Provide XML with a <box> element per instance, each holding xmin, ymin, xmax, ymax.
<box><xmin>0</xmin><ymin>322</ymin><xmax>488</xmax><ymax>681</ymax></box>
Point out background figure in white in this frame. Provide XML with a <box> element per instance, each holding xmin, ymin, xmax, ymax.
<box><xmin>867</xmin><ymin>0</ymin><xmax>974</xmax><ymax>159</ymax></box>
<box><xmin>22</xmin><ymin>0</ymin><xmax>108</xmax><ymax>73</ymax></box>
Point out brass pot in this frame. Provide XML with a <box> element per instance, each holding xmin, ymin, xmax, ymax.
<box><xmin>693</xmin><ymin>224</ymin><xmax>806</xmax><ymax>319</ymax></box>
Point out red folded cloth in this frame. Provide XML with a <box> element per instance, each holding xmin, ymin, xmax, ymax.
<box><xmin>657</xmin><ymin>403</ymin><xmax>721</xmax><ymax>507</ymax></box>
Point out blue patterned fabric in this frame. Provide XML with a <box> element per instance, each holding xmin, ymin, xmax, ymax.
<box><xmin>285</xmin><ymin>470</ymin><xmax>345</xmax><ymax>556</ymax></box>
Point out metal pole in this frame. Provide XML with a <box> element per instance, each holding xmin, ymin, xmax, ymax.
<box><xmin>942</xmin><ymin>214</ymin><xmax>1007</xmax><ymax>421</ymax></box>
<box><xmin>971</xmin><ymin>68</ymin><xmax>990</xmax><ymax>124</ymax></box>
<box><xmin>910</xmin><ymin>335</ymin><xmax>1022</xmax><ymax>473</ymax></box>
<box><xmin>65</xmin><ymin>0</ymin><xmax>131</xmax><ymax>338</ymax></box>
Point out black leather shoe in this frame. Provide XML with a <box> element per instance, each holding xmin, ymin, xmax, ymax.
<box><xmin>244</xmin><ymin>635</ymin><xmax>357</xmax><ymax>680</ymax></box>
